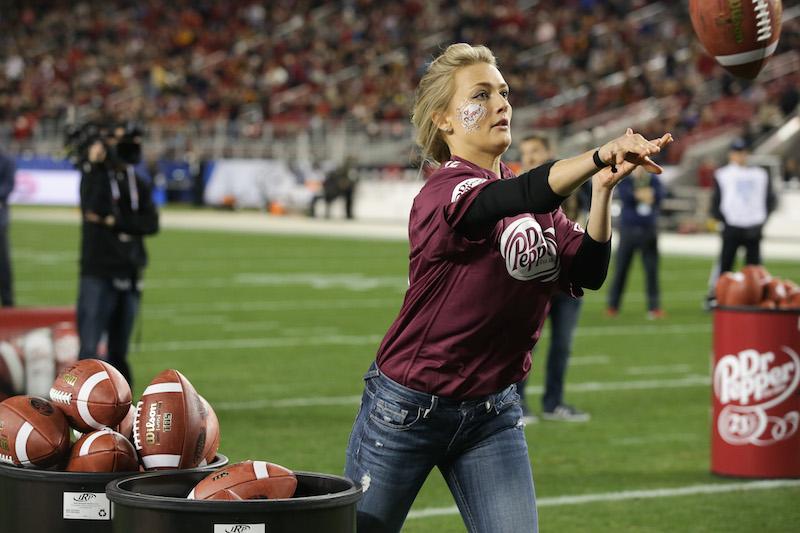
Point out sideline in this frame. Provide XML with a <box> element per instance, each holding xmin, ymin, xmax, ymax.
<box><xmin>407</xmin><ymin>479</ymin><xmax>800</xmax><ymax>520</ymax></box>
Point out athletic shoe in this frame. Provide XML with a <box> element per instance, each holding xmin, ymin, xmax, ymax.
<box><xmin>542</xmin><ymin>404</ymin><xmax>590</xmax><ymax>422</ymax></box>
<box><xmin>520</xmin><ymin>404</ymin><xmax>538</xmax><ymax>425</ymax></box>
<box><xmin>647</xmin><ymin>309</ymin><xmax>666</xmax><ymax>320</ymax></box>
<box><xmin>605</xmin><ymin>307</ymin><xmax>619</xmax><ymax>318</ymax></box>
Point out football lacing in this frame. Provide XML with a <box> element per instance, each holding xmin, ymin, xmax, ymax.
<box><xmin>132</xmin><ymin>400</ymin><xmax>143</xmax><ymax>450</ymax></box>
<box><xmin>49</xmin><ymin>388</ymin><xmax>72</xmax><ymax>405</ymax></box>
<box><xmin>754</xmin><ymin>0</ymin><xmax>772</xmax><ymax>42</ymax></box>
<box><xmin>0</xmin><ymin>453</ymin><xmax>14</xmax><ymax>465</ymax></box>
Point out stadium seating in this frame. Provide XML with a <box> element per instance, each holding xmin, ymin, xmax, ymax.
<box><xmin>0</xmin><ymin>1</ymin><xmax>797</xmax><ymax>168</ymax></box>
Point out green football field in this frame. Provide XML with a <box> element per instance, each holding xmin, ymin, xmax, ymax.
<box><xmin>10</xmin><ymin>217</ymin><xmax>800</xmax><ymax>532</ymax></box>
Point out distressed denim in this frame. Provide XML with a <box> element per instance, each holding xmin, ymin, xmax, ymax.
<box><xmin>345</xmin><ymin>362</ymin><xmax>538</xmax><ymax>533</ymax></box>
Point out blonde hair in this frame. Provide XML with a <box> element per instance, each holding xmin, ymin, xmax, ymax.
<box><xmin>412</xmin><ymin>43</ymin><xmax>497</xmax><ymax>166</ymax></box>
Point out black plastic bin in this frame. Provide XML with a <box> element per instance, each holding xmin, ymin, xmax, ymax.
<box><xmin>106</xmin><ymin>470</ymin><xmax>362</xmax><ymax>533</ymax></box>
<box><xmin>0</xmin><ymin>454</ymin><xmax>228</xmax><ymax>533</ymax></box>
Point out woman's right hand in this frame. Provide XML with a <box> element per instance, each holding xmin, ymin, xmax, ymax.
<box><xmin>598</xmin><ymin>129</ymin><xmax>671</xmax><ymax>175</ymax></box>
<box><xmin>594</xmin><ymin>131</ymin><xmax>673</xmax><ymax>191</ymax></box>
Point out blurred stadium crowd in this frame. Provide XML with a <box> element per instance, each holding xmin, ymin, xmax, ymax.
<box><xmin>1</xmin><ymin>1</ymin><xmax>797</xmax><ymax>150</ymax></box>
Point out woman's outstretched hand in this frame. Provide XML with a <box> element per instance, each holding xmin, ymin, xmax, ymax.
<box><xmin>594</xmin><ymin>130</ymin><xmax>673</xmax><ymax>190</ymax></box>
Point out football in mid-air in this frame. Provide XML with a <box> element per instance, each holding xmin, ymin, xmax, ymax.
<box><xmin>689</xmin><ymin>0</ymin><xmax>782</xmax><ymax>79</ymax></box>
<box><xmin>49</xmin><ymin>359</ymin><xmax>132</xmax><ymax>433</ymax></box>
<box><xmin>0</xmin><ymin>395</ymin><xmax>71</xmax><ymax>468</ymax></box>
<box><xmin>187</xmin><ymin>460</ymin><xmax>298</xmax><ymax>500</ymax></box>
<box><xmin>66</xmin><ymin>429</ymin><xmax>140</xmax><ymax>472</ymax></box>
<box><xmin>133</xmin><ymin>369</ymin><xmax>207</xmax><ymax>470</ymax></box>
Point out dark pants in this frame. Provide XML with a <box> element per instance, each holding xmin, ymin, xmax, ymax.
<box><xmin>608</xmin><ymin>225</ymin><xmax>660</xmax><ymax>311</ymax></box>
<box><xmin>518</xmin><ymin>293</ymin><xmax>583</xmax><ymax>412</ymax></box>
<box><xmin>309</xmin><ymin>189</ymin><xmax>354</xmax><ymax>219</ymax></box>
<box><xmin>719</xmin><ymin>225</ymin><xmax>762</xmax><ymax>273</ymax></box>
<box><xmin>77</xmin><ymin>276</ymin><xmax>140</xmax><ymax>386</ymax></box>
<box><xmin>0</xmin><ymin>206</ymin><xmax>13</xmax><ymax>307</ymax></box>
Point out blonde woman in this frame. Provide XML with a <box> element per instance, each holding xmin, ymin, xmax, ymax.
<box><xmin>344</xmin><ymin>43</ymin><xmax>672</xmax><ymax>533</ymax></box>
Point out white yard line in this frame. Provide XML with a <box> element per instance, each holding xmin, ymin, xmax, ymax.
<box><xmin>14</xmin><ymin>207</ymin><xmax>800</xmax><ymax>258</ymax></box>
<box><xmin>145</xmin><ymin>298</ymin><xmax>398</xmax><ymax>316</ymax></box>
<box><xmin>406</xmin><ymin>479</ymin><xmax>800</xmax><ymax>520</ymax></box>
<box><xmin>625</xmin><ymin>364</ymin><xmax>693</xmax><ymax>375</ymax></box>
<box><xmin>567</xmin><ymin>355</ymin><xmax>611</xmax><ymax>366</ymax></box>
<box><xmin>213</xmin><ymin>375</ymin><xmax>710</xmax><ymax>411</ymax></box>
<box><xmin>139</xmin><ymin>323</ymin><xmax>710</xmax><ymax>353</ymax></box>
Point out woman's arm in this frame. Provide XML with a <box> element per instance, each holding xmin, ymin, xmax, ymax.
<box><xmin>457</xmin><ymin>130</ymin><xmax>673</xmax><ymax>237</ymax></box>
<box><xmin>569</xmin><ymin>133</ymin><xmax>674</xmax><ymax>288</ymax></box>
<box><xmin>548</xmin><ymin>129</ymin><xmax>667</xmax><ymax>196</ymax></box>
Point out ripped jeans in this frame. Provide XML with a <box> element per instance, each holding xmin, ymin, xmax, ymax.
<box><xmin>344</xmin><ymin>363</ymin><xmax>538</xmax><ymax>533</ymax></box>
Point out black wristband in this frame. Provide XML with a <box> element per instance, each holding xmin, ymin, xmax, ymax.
<box><xmin>593</xmin><ymin>149</ymin><xmax>618</xmax><ymax>173</ymax></box>
<box><xmin>592</xmin><ymin>150</ymin><xmax>607</xmax><ymax>169</ymax></box>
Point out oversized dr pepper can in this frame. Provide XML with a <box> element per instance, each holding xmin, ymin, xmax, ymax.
<box><xmin>712</xmin><ymin>308</ymin><xmax>800</xmax><ymax>477</ymax></box>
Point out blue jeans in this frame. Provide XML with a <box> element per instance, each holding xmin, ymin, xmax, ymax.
<box><xmin>77</xmin><ymin>276</ymin><xmax>140</xmax><ymax>385</ymax></box>
<box><xmin>345</xmin><ymin>363</ymin><xmax>537</xmax><ymax>533</ymax></box>
<box><xmin>517</xmin><ymin>293</ymin><xmax>583</xmax><ymax>412</ymax></box>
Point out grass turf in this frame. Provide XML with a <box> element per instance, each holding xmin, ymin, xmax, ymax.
<box><xmin>10</xmin><ymin>218</ymin><xmax>800</xmax><ymax>532</ymax></box>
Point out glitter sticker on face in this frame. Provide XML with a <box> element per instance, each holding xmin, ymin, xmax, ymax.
<box><xmin>457</xmin><ymin>101</ymin><xmax>487</xmax><ymax>133</ymax></box>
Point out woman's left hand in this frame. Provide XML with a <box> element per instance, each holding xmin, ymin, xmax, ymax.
<box><xmin>594</xmin><ymin>131</ymin><xmax>673</xmax><ymax>190</ymax></box>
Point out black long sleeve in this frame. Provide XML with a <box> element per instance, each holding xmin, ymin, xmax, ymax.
<box><xmin>113</xmin><ymin>179</ymin><xmax>159</xmax><ymax>236</ymax></box>
<box><xmin>569</xmin><ymin>232</ymin><xmax>611</xmax><ymax>290</ymax></box>
<box><xmin>456</xmin><ymin>161</ymin><xmax>564</xmax><ymax>235</ymax></box>
<box><xmin>710</xmin><ymin>179</ymin><xmax>724</xmax><ymax>223</ymax></box>
<box><xmin>766</xmin><ymin>173</ymin><xmax>777</xmax><ymax>215</ymax></box>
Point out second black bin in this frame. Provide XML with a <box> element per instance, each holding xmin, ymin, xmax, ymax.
<box><xmin>107</xmin><ymin>470</ymin><xmax>362</xmax><ymax>533</ymax></box>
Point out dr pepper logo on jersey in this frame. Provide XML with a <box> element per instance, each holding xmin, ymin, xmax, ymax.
<box><xmin>499</xmin><ymin>217</ymin><xmax>559</xmax><ymax>282</ymax></box>
<box><xmin>713</xmin><ymin>346</ymin><xmax>800</xmax><ymax>446</ymax></box>
<box><xmin>450</xmin><ymin>177</ymin><xmax>487</xmax><ymax>203</ymax></box>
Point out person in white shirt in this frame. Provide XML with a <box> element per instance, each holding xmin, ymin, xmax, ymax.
<box><xmin>707</xmin><ymin>138</ymin><xmax>776</xmax><ymax>306</ymax></box>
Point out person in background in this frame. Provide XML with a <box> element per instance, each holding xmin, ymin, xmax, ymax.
<box><xmin>706</xmin><ymin>138</ymin><xmax>776</xmax><ymax>307</ymax></box>
<box><xmin>516</xmin><ymin>135</ymin><xmax>590</xmax><ymax>423</ymax></box>
<box><xmin>0</xmin><ymin>145</ymin><xmax>15</xmax><ymax>307</ymax></box>
<box><xmin>606</xmin><ymin>165</ymin><xmax>665</xmax><ymax>319</ymax></box>
<box><xmin>77</xmin><ymin>125</ymin><xmax>159</xmax><ymax>385</ymax></box>
<box><xmin>309</xmin><ymin>156</ymin><xmax>357</xmax><ymax>219</ymax></box>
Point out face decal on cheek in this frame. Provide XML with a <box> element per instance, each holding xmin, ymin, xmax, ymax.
<box><xmin>457</xmin><ymin>101</ymin><xmax>487</xmax><ymax>133</ymax></box>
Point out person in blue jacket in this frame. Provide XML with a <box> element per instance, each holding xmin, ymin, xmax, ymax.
<box><xmin>0</xmin><ymin>146</ymin><xmax>15</xmax><ymax>307</ymax></box>
<box><xmin>606</xmin><ymin>166</ymin><xmax>665</xmax><ymax>319</ymax></box>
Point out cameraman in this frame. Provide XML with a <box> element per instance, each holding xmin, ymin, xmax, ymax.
<box><xmin>77</xmin><ymin>126</ymin><xmax>159</xmax><ymax>386</ymax></box>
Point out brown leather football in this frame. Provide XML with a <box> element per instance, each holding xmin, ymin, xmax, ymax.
<box><xmin>0</xmin><ymin>340</ymin><xmax>24</xmax><ymax>399</ymax></box>
<box><xmin>765</xmin><ymin>277</ymin><xmax>787</xmax><ymax>303</ymax></box>
<box><xmin>188</xmin><ymin>460</ymin><xmax>298</xmax><ymax>500</ymax></box>
<box><xmin>49</xmin><ymin>359</ymin><xmax>132</xmax><ymax>433</ymax></box>
<box><xmin>0</xmin><ymin>395</ymin><xmax>70</xmax><ymax>468</ymax></box>
<box><xmin>779</xmin><ymin>290</ymin><xmax>800</xmax><ymax>309</ymax></box>
<box><xmin>133</xmin><ymin>369</ymin><xmax>207</xmax><ymax>470</ymax></box>
<box><xmin>114</xmin><ymin>404</ymin><xmax>136</xmax><ymax>443</ymax></box>
<box><xmin>199</xmin><ymin>395</ymin><xmax>220</xmax><ymax>466</ymax></box>
<box><xmin>66</xmin><ymin>429</ymin><xmax>139</xmax><ymax>472</ymax></box>
<box><xmin>689</xmin><ymin>0</ymin><xmax>782</xmax><ymax>79</ymax></box>
<box><xmin>716</xmin><ymin>271</ymin><xmax>762</xmax><ymax>306</ymax></box>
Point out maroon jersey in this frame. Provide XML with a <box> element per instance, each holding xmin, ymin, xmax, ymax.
<box><xmin>376</xmin><ymin>156</ymin><xmax>586</xmax><ymax>399</ymax></box>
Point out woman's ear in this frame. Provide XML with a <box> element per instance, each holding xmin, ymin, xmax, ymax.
<box><xmin>433</xmin><ymin>110</ymin><xmax>454</xmax><ymax>135</ymax></box>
